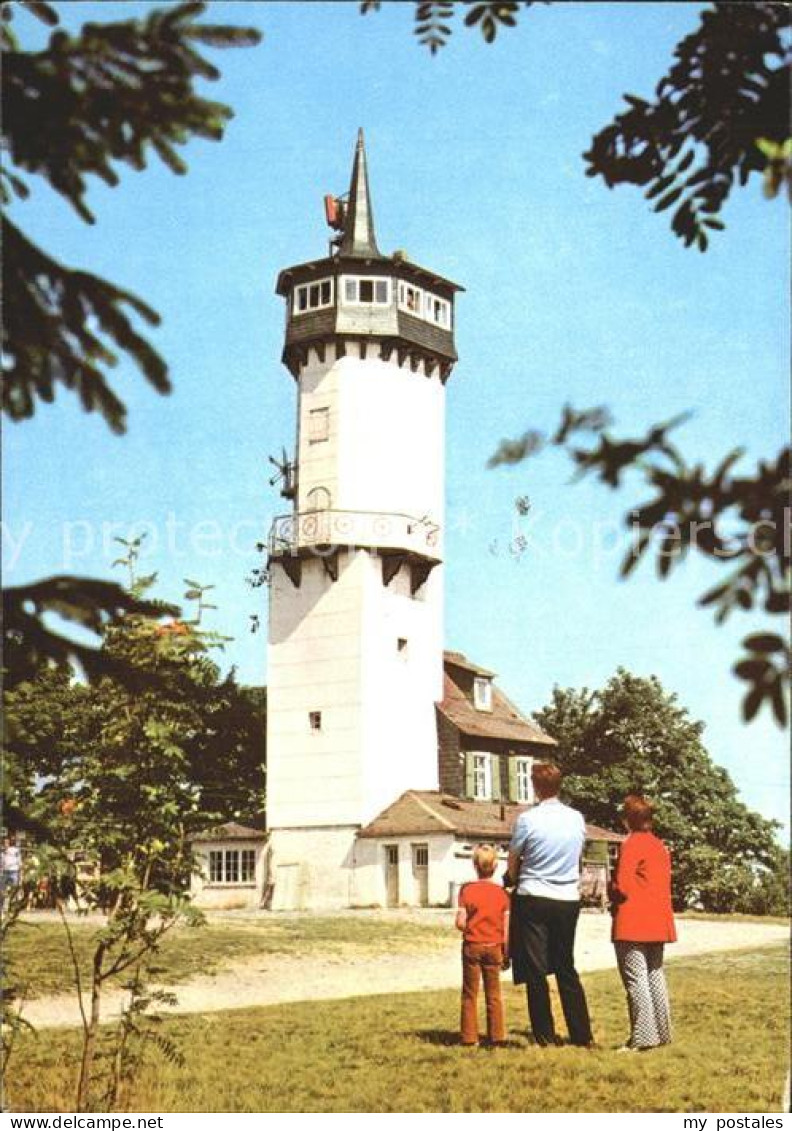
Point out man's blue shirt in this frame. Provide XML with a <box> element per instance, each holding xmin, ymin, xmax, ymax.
<box><xmin>509</xmin><ymin>798</ymin><xmax>586</xmax><ymax>900</ymax></box>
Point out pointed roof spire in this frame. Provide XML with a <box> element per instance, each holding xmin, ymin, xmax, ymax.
<box><xmin>338</xmin><ymin>128</ymin><xmax>381</xmax><ymax>259</ymax></box>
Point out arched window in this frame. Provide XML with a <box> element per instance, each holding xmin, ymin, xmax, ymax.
<box><xmin>306</xmin><ymin>486</ymin><xmax>331</xmax><ymax>512</ymax></box>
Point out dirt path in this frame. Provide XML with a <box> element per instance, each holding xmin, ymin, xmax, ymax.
<box><xmin>23</xmin><ymin>913</ymin><xmax>788</xmax><ymax>1030</ymax></box>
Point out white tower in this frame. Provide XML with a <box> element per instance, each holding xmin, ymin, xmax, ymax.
<box><xmin>266</xmin><ymin>132</ymin><xmax>462</xmax><ymax>909</ymax></box>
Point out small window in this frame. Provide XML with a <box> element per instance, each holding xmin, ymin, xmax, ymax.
<box><xmin>413</xmin><ymin>844</ymin><xmax>429</xmax><ymax>867</ymax></box>
<box><xmin>400</xmin><ymin>283</ymin><xmax>422</xmax><ymax>314</ymax></box>
<box><xmin>341</xmin><ymin>277</ymin><xmax>390</xmax><ymax>305</ymax></box>
<box><xmin>516</xmin><ymin>757</ymin><xmax>533</xmax><ymax>803</ymax></box>
<box><xmin>309</xmin><ymin>711</ymin><xmax>322</xmax><ymax>731</ymax></box>
<box><xmin>207</xmin><ymin>847</ymin><xmax>257</xmax><ymax>886</ymax></box>
<box><xmin>473</xmin><ymin>677</ymin><xmax>492</xmax><ymax>711</ymax></box>
<box><xmin>293</xmin><ymin>277</ymin><xmax>334</xmax><ymax>315</ymax></box>
<box><xmin>225</xmin><ymin>850</ymin><xmax>240</xmax><ymax>883</ymax></box>
<box><xmin>240</xmin><ymin>849</ymin><xmax>256</xmax><ymax>883</ymax></box>
<box><xmin>209</xmin><ymin>850</ymin><xmax>223</xmax><ymax>884</ymax></box>
<box><xmin>397</xmin><ymin>637</ymin><xmax>408</xmax><ymax>655</ymax></box>
<box><xmin>308</xmin><ymin>407</ymin><xmax>329</xmax><ymax>443</ymax></box>
<box><xmin>424</xmin><ymin>293</ymin><xmax>450</xmax><ymax>328</ymax></box>
<box><xmin>385</xmin><ymin>845</ymin><xmax>399</xmax><ymax>866</ymax></box>
<box><xmin>306</xmin><ymin>486</ymin><xmax>331</xmax><ymax>511</ymax></box>
<box><xmin>473</xmin><ymin>753</ymin><xmax>491</xmax><ymax>801</ymax></box>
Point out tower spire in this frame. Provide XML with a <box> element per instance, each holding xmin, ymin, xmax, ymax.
<box><xmin>338</xmin><ymin>128</ymin><xmax>381</xmax><ymax>259</ymax></box>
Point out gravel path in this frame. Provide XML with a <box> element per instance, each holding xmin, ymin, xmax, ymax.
<box><xmin>23</xmin><ymin>912</ymin><xmax>788</xmax><ymax>1030</ymax></box>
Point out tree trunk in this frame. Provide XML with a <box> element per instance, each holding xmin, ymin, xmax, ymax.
<box><xmin>76</xmin><ymin>944</ymin><xmax>105</xmax><ymax>1112</ymax></box>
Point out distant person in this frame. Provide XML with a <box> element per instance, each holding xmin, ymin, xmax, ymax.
<box><xmin>1</xmin><ymin>835</ymin><xmax>21</xmax><ymax>905</ymax></box>
<box><xmin>610</xmin><ymin>794</ymin><xmax>676</xmax><ymax>1052</ymax></box>
<box><xmin>455</xmin><ymin>843</ymin><xmax>511</xmax><ymax>1047</ymax></box>
<box><xmin>506</xmin><ymin>763</ymin><xmax>593</xmax><ymax>1047</ymax></box>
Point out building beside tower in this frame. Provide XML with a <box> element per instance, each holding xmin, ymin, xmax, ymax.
<box><xmin>191</xmin><ymin>132</ymin><xmax>621</xmax><ymax>911</ymax></box>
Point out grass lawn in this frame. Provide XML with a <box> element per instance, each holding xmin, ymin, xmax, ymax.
<box><xmin>8</xmin><ymin>915</ymin><xmax>450</xmax><ymax>997</ymax></box>
<box><xmin>6</xmin><ymin>946</ymin><xmax>788</xmax><ymax>1113</ymax></box>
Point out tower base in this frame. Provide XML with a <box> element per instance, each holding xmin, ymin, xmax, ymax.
<box><xmin>267</xmin><ymin>826</ymin><xmax>359</xmax><ymax>911</ymax></box>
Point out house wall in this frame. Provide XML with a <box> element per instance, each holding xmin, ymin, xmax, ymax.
<box><xmin>437</xmin><ymin>709</ymin><xmax>462</xmax><ymax>794</ymax></box>
<box><xmin>190</xmin><ymin>839</ymin><xmax>267</xmax><ymax>910</ymax></box>
<box><xmin>353</xmin><ymin>833</ymin><xmax>455</xmax><ymax>907</ymax></box>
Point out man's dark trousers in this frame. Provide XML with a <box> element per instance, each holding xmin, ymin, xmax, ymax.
<box><xmin>513</xmin><ymin>893</ymin><xmax>592</xmax><ymax>1046</ymax></box>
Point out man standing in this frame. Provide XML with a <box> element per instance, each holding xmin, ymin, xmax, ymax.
<box><xmin>507</xmin><ymin>763</ymin><xmax>593</xmax><ymax>1047</ymax></box>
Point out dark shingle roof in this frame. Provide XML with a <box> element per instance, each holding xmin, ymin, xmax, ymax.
<box><xmin>191</xmin><ymin>821</ymin><xmax>267</xmax><ymax>843</ymax></box>
<box><xmin>358</xmin><ymin>791</ymin><xmax>623</xmax><ymax>843</ymax></box>
<box><xmin>439</xmin><ymin>653</ymin><xmax>556</xmax><ymax>746</ymax></box>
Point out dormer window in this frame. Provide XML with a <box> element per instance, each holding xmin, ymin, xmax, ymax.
<box><xmin>342</xmin><ymin>277</ymin><xmax>390</xmax><ymax>305</ymax></box>
<box><xmin>473</xmin><ymin>677</ymin><xmax>492</xmax><ymax>711</ymax></box>
<box><xmin>293</xmin><ymin>278</ymin><xmax>333</xmax><ymax>315</ymax></box>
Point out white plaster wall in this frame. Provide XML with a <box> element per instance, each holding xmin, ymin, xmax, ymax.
<box><xmin>267</xmin><ymin>826</ymin><xmax>357</xmax><ymax>910</ymax></box>
<box><xmin>190</xmin><ymin>840</ymin><xmax>267</xmax><ymax>910</ymax></box>
<box><xmin>267</xmin><ymin>551</ymin><xmax>366</xmax><ymax>829</ymax></box>
<box><xmin>267</xmin><ymin>547</ymin><xmax>443</xmax><ymax>833</ymax></box>
<box><xmin>352</xmin><ymin>833</ymin><xmax>455</xmax><ymax>907</ymax></box>
<box><xmin>296</xmin><ymin>344</ymin><xmax>446</xmax><ymax>553</ymax></box>
<box><xmin>359</xmin><ymin>552</ymin><xmax>443</xmax><ymax>824</ymax></box>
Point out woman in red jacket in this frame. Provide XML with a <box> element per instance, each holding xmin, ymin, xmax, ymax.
<box><xmin>610</xmin><ymin>794</ymin><xmax>677</xmax><ymax>1052</ymax></box>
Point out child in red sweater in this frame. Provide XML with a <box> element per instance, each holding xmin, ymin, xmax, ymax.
<box><xmin>455</xmin><ymin>843</ymin><xmax>511</xmax><ymax>1046</ymax></box>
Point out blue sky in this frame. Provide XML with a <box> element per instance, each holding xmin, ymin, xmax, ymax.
<box><xmin>4</xmin><ymin>2</ymin><xmax>789</xmax><ymax>835</ymax></box>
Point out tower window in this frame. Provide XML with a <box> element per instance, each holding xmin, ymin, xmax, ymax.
<box><xmin>425</xmin><ymin>294</ymin><xmax>451</xmax><ymax>328</ymax></box>
<box><xmin>398</xmin><ymin>282</ymin><xmax>422</xmax><ymax>315</ymax></box>
<box><xmin>341</xmin><ymin>276</ymin><xmax>390</xmax><ymax>305</ymax></box>
<box><xmin>397</xmin><ymin>637</ymin><xmax>408</xmax><ymax>656</ymax></box>
<box><xmin>308</xmin><ymin>407</ymin><xmax>329</xmax><ymax>443</ymax></box>
<box><xmin>473</xmin><ymin>677</ymin><xmax>492</xmax><ymax>711</ymax></box>
<box><xmin>309</xmin><ymin>711</ymin><xmax>322</xmax><ymax>731</ymax></box>
<box><xmin>293</xmin><ymin>277</ymin><xmax>334</xmax><ymax>315</ymax></box>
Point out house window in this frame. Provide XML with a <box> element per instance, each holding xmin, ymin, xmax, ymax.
<box><xmin>516</xmin><ymin>757</ymin><xmax>533</xmax><ymax>803</ymax></box>
<box><xmin>473</xmin><ymin>677</ymin><xmax>492</xmax><ymax>711</ymax></box>
<box><xmin>309</xmin><ymin>711</ymin><xmax>322</xmax><ymax>731</ymax></box>
<box><xmin>208</xmin><ymin>848</ymin><xmax>256</xmax><ymax>885</ymax></box>
<box><xmin>472</xmin><ymin>753</ymin><xmax>492</xmax><ymax>801</ymax></box>
<box><xmin>293</xmin><ymin>277</ymin><xmax>334</xmax><ymax>315</ymax></box>
<box><xmin>308</xmin><ymin>407</ymin><xmax>329</xmax><ymax>443</ymax></box>
<box><xmin>413</xmin><ymin>844</ymin><xmax>429</xmax><ymax>867</ymax></box>
<box><xmin>341</xmin><ymin>276</ymin><xmax>390</xmax><ymax>305</ymax></box>
<box><xmin>240</xmin><ymin>849</ymin><xmax>256</xmax><ymax>883</ymax></box>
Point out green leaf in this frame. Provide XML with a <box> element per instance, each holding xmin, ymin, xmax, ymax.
<box><xmin>743</xmin><ymin>633</ymin><xmax>785</xmax><ymax>654</ymax></box>
<box><xmin>654</xmin><ymin>186</ymin><xmax>684</xmax><ymax>212</ymax></box>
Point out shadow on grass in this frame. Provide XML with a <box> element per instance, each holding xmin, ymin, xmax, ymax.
<box><xmin>413</xmin><ymin>1029</ymin><xmax>526</xmax><ymax>1049</ymax></box>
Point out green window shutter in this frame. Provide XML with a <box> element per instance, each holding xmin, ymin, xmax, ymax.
<box><xmin>508</xmin><ymin>757</ymin><xmax>518</xmax><ymax>802</ymax></box>
<box><xmin>464</xmin><ymin>752</ymin><xmax>475</xmax><ymax>798</ymax></box>
<box><xmin>490</xmin><ymin>754</ymin><xmax>501</xmax><ymax>800</ymax></box>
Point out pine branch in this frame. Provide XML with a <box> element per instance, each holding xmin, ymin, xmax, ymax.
<box><xmin>3</xmin><ymin>217</ymin><xmax>169</xmax><ymax>433</ymax></box>
<box><xmin>3</xmin><ymin>577</ymin><xmax>179</xmax><ymax>686</ymax></box>
<box><xmin>2</xmin><ymin>1</ymin><xmax>262</xmax><ymax>222</ymax></box>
